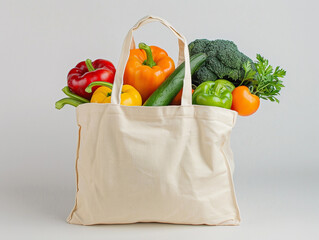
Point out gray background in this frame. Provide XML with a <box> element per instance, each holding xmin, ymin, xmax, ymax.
<box><xmin>0</xmin><ymin>0</ymin><xmax>318</xmax><ymax>239</ymax></box>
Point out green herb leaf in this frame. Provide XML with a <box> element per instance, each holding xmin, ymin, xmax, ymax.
<box><xmin>241</xmin><ymin>54</ymin><xmax>286</xmax><ymax>103</ymax></box>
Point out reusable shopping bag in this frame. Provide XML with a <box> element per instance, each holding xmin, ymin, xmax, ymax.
<box><xmin>67</xmin><ymin>15</ymin><xmax>240</xmax><ymax>225</ymax></box>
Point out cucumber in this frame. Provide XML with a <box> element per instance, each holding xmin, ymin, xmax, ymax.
<box><xmin>143</xmin><ymin>53</ymin><xmax>207</xmax><ymax>106</ymax></box>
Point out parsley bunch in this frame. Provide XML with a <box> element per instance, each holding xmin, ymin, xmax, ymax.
<box><xmin>240</xmin><ymin>54</ymin><xmax>286</xmax><ymax>103</ymax></box>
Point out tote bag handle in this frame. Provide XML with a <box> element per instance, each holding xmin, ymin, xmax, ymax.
<box><xmin>111</xmin><ymin>15</ymin><xmax>192</xmax><ymax>106</ymax></box>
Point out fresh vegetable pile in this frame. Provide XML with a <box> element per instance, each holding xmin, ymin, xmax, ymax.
<box><xmin>56</xmin><ymin>39</ymin><xmax>286</xmax><ymax>116</ymax></box>
<box><xmin>188</xmin><ymin>39</ymin><xmax>286</xmax><ymax>116</ymax></box>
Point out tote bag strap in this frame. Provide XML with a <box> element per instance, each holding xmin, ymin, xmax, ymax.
<box><xmin>111</xmin><ymin>15</ymin><xmax>192</xmax><ymax>106</ymax></box>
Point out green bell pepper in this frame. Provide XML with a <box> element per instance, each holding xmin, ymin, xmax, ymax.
<box><xmin>214</xmin><ymin>79</ymin><xmax>235</xmax><ymax>92</ymax></box>
<box><xmin>192</xmin><ymin>80</ymin><xmax>235</xmax><ymax>109</ymax></box>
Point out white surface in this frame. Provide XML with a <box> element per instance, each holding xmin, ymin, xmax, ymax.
<box><xmin>1</xmin><ymin>171</ymin><xmax>318</xmax><ymax>240</ymax></box>
<box><xmin>0</xmin><ymin>0</ymin><xmax>318</xmax><ymax>239</ymax></box>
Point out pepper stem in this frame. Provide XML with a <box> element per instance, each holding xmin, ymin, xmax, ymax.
<box><xmin>85</xmin><ymin>81</ymin><xmax>113</xmax><ymax>93</ymax></box>
<box><xmin>213</xmin><ymin>83</ymin><xmax>225</xmax><ymax>96</ymax></box>
<box><xmin>139</xmin><ymin>43</ymin><xmax>156</xmax><ymax>68</ymax></box>
<box><xmin>85</xmin><ymin>59</ymin><xmax>95</xmax><ymax>72</ymax></box>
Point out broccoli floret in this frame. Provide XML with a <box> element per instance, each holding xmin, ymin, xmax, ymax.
<box><xmin>189</xmin><ymin>39</ymin><xmax>253</xmax><ymax>86</ymax></box>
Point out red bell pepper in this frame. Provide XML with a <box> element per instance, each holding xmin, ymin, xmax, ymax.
<box><xmin>67</xmin><ymin>59</ymin><xmax>116</xmax><ymax>99</ymax></box>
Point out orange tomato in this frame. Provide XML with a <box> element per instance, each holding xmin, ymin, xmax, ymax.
<box><xmin>171</xmin><ymin>88</ymin><xmax>194</xmax><ymax>105</ymax></box>
<box><xmin>231</xmin><ymin>86</ymin><xmax>260</xmax><ymax>116</ymax></box>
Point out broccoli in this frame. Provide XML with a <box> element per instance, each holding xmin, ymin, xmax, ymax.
<box><xmin>189</xmin><ymin>39</ymin><xmax>254</xmax><ymax>86</ymax></box>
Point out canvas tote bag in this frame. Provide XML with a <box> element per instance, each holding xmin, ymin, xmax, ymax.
<box><xmin>67</xmin><ymin>15</ymin><xmax>240</xmax><ymax>226</ymax></box>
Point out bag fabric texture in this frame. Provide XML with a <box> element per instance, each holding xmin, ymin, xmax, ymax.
<box><xmin>67</xmin><ymin>15</ymin><xmax>241</xmax><ymax>226</ymax></box>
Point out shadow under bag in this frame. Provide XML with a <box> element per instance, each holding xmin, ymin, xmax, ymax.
<box><xmin>67</xmin><ymin>15</ymin><xmax>240</xmax><ymax>225</ymax></box>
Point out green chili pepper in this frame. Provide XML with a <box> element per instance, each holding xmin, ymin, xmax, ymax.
<box><xmin>62</xmin><ymin>86</ymin><xmax>89</xmax><ymax>103</ymax></box>
<box><xmin>192</xmin><ymin>80</ymin><xmax>234</xmax><ymax>109</ymax></box>
<box><xmin>85</xmin><ymin>81</ymin><xmax>113</xmax><ymax>93</ymax></box>
<box><xmin>55</xmin><ymin>98</ymin><xmax>84</xmax><ymax>109</ymax></box>
<box><xmin>55</xmin><ymin>86</ymin><xmax>89</xmax><ymax>110</ymax></box>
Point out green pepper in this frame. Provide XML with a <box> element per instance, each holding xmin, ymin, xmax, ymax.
<box><xmin>192</xmin><ymin>80</ymin><xmax>235</xmax><ymax>109</ymax></box>
<box><xmin>214</xmin><ymin>79</ymin><xmax>235</xmax><ymax>92</ymax></box>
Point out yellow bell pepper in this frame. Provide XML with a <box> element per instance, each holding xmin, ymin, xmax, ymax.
<box><xmin>85</xmin><ymin>81</ymin><xmax>142</xmax><ymax>106</ymax></box>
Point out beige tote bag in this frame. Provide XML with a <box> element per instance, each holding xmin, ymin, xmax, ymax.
<box><xmin>67</xmin><ymin>15</ymin><xmax>240</xmax><ymax>226</ymax></box>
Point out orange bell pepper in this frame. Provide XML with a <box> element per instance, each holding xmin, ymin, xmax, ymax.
<box><xmin>124</xmin><ymin>43</ymin><xmax>175</xmax><ymax>102</ymax></box>
<box><xmin>85</xmin><ymin>82</ymin><xmax>142</xmax><ymax>106</ymax></box>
